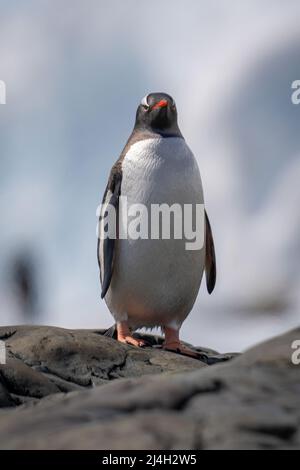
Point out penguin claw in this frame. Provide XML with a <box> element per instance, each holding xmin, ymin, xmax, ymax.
<box><xmin>163</xmin><ymin>342</ymin><xmax>202</xmax><ymax>360</ymax></box>
<box><xmin>118</xmin><ymin>336</ymin><xmax>148</xmax><ymax>348</ymax></box>
<box><xmin>116</xmin><ymin>322</ymin><xmax>149</xmax><ymax>348</ymax></box>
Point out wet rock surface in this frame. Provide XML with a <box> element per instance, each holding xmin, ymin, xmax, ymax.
<box><xmin>0</xmin><ymin>325</ymin><xmax>299</xmax><ymax>449</ymax></box>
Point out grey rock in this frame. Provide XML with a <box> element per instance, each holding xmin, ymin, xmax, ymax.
<box><xmin>0</xmin><ymin>325</ymin><xmax>208</xmax><ymax>405</ymax></box>
<box><xmin>0</xmin><ymin>325</ymin><xmax>299</xmax><ymax>449</ymax></box>
<box><xmin>0</xmin><ymin>382</ymin><xmax>15</xmax><ymax>408</ymax></box>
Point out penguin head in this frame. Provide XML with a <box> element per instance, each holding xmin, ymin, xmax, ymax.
<box><xmin>135</xmin><ymin>92</ymin><xmax>181</xmax><ymax>136</ymax></box>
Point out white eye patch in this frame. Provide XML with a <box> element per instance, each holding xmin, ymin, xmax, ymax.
<box><xmin>141</xmin><ymin>94</ymin><xmax>149</xmax><ymax>107</ymax></box>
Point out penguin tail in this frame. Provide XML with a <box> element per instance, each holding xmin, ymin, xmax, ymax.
<box><xmin>103</xmin><ymin>324</ymin><xmax>117</xmax><ymax>339</ymax></box>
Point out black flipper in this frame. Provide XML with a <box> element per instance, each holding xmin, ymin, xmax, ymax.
<box><xmin>205</xmin><ymin>210</ymin><xmax>217</xmax><ymax>294</ymax></box>
<box><xmin>97</xmin><ymin>171</ymin><xmax>122</xmax><ymax>299</ymax></box>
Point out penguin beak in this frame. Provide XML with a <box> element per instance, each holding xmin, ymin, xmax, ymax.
<box><xmin>151</xmin><ymin>99</ymin><xmax>168</xmax><ymax>111</ymax></box>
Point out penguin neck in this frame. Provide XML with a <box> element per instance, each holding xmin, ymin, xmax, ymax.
<box><xmin>133</xmin><ymin>123</ymin><xmax>183</xmax><ymax>139</ymax></box>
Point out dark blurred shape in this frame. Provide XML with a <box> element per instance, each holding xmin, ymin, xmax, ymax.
<box><xmin>10</xmin><ymin>252</ymin><xmax>38</xmax><ymax>321</ymax></box>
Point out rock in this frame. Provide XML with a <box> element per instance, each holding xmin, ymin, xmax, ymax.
<box><xmin>0</xmin><ymin>325</ymin><xmax>213</xmax><ymax>406</ymax></box>
<box><xmin>0</xmin><ymin>325</ymin><xmax>299</xmax><ymax>449</ymax></box>
<box><xmin>0</xmin><ymin>382</ymin><xmax>15</xmax><ymax>408</ymax></box>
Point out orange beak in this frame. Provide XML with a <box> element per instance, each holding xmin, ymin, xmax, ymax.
<box><xmin>151</xmin><ymin>99</ymin><xmax>168</xmax><ymax>110</ymax></box>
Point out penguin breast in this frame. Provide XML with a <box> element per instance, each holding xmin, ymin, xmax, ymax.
<box><xmin>105</xmin><ymin>136</ymin><xmax>205</xmax><ymax>328</ymax></box>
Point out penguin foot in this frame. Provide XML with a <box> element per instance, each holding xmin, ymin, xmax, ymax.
<box><xmin>118</xmin><ymin>336</ymin><xmax>147</xmax><ymax>347</ymax></box>
<box><xmin>116</xmin><ymin>321</ymin><xmax>147</xmax><ymax>348</ymax></box>
<box><xmin>163</xmin><ymin>341</ymin><xmax>201</xmax><ymax>359</ymax></box>
<box><xmin>163</xmin><ymin>326</ymin><xmax>200</xmax><ymax>359</ymax></box>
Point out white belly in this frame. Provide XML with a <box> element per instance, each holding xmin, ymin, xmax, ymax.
<box><xmin>104</xmin><ymin>137</ymin><xmax>205</xmax><ymax>329</ymax></box>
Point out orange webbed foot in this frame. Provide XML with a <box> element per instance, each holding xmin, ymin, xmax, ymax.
<box><xmin>163</xmin><ymin>326</ymin><xmax>201</xmax><ymax>359</ymax></box>
<box><xmin>116</xmin><ymin>322</ymin><xmax>148</xmax><ymax>348</ymax></box>
<box><xmin>118</xmin><ymin>335</ymin><xmax>147</xmax><ymax>348</ymax></box>
<box><xmin>163</xmin><ymin>340</ymin><xmax>201</xmax><ymax>359</ymax></box>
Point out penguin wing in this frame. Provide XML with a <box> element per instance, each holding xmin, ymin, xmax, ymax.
<box><xmin>205</xmin><ymin>210</ymin><xmax>216</xmax><ymax>294</ymax></box>
<box><xmin>97</xmin><ymin>165</ymin><xmax>122</xmax><ymax>299</ymax></box>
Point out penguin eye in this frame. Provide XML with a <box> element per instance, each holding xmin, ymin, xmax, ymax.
<box><xmin>140</xmin><ymin>95</ymin><xmax>149</xmax><ymax>110</ymax></box>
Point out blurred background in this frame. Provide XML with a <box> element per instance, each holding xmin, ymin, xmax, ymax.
<box><xmin>0</xmin><ymin>0</ymin><xmax>299</xmax><ymax>352</ymax></box>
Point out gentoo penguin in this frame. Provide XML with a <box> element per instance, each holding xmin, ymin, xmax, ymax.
<box><xmin>97</xmin><ymin>92</ymin><xmax>216</xmax><ymax>358</ymax></box>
